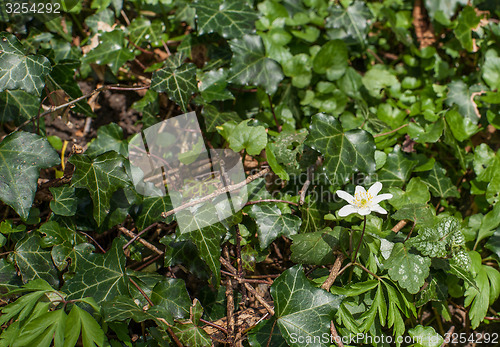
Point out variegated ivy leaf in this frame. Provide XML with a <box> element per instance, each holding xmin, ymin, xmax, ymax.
<box><xmin>248</xmin><ymin>204</ymin><xmax>301</xmax><ymax>250</ymax></box>
<box><xmin>271</xmin><ymin>265</ymin><xmax>343</xmax><ymax>347</ymax></box>
<box><xmin>194</xmin><ymin>0</ymin><xmax>258</xmax><ymax>39</ymax></box>
<box><xmin>0</xmin><ymin>32</ymin><xmax>51</xmax><ymax>96</ymax></box>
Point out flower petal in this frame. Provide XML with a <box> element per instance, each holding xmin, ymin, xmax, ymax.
<box><xmin>338</xmin><ymin>205</ymin><xmax>358</xmax><ymax>217</ymax></box>
<box><xmin>358</xmin><ymin>207</ymin><xmax>371</xmax><ymax>216</ymax></box>
<box><xmin>367</xmin><ymin>182</ymin><xmax>382</xmax><ymax>197</ymax></box>
<box><xmin>355</xmin><ymin>185</ymin><xmax>366</xmax><ymax>196</ymax></box>
<box><xmin>336</xmin><ymin>190</ymin><xmax>355</xmax><ymax>204</ymax></box>
<box><xmin>370</xmin><ymin>204</ymin><xmax>387</xmax><ymax>214</ymax></box>
<box><xmin>371</xmin><ymin>193</ymin><xmax>393</xmax><ymax>204</ymax></box>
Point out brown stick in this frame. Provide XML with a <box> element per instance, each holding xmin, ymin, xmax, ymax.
<box><xmin>161</xmin><ymin>168</ymin><xmax>270</xmax><ymax>219</ymax></box>
<box><xmin>245</xmin><ymin>199</ymin><xmax>299</xmax><ymax>207</ymax></box>
<box><xmin>330</xmin><ymin>320</ymin><xmax>345</xmax><ymax>347</ymax></box>
<box><xmin>321</xmin><ymin>253</ymin><xmax>346</xmax><ymax>291</ymax></box>
<box><xmin>299</xmin><ymin>165</ymin><xmax>314</xmax><ymax>205</ymax></box>
<box><xmin>118</xmin><ymin>226</ymin><xmax>163</xmax><ymax>255</ymax></box>
<box><xmin>392</xmin><ymin>220</ymin><xmax>407</xmax><ymax>233</ymax></box>
<box><xmin>122</xmin><ymin>223</ymin><xmax>158</xmax><ymax>250</ymax></box>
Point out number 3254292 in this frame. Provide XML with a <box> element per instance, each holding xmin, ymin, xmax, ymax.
<box><xmin>5</xmin><ymin>2</ymin><xmax>61</xmax><ymax>14</ymax></box>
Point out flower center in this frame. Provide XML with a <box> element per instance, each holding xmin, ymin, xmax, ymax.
<box><xmin>354</xmin><ymin>192</ymin><xmax>372</xmax><ymax>208</ymax></box>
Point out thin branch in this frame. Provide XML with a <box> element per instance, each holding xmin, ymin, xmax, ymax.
<box><xmin>299</xmin><ymin>165</ymin><xmax>315</xmax><ymax>205</ymax></box>
<box><xmin>321</xmin><ymin>253</ymin><xmax>346</xmax><ymax>291</ymax></box>
<box><xmin>161</xmin><ymin>168</ymin><xmax>270</xmax><ymax>219</ymax></box>
<box><xmin>118</xmin><ymin>226</ymin><xmax>163</xmax><ymax>255</ymax></box>
<box><xmin>245</xmin><ymin>199</ymin><xmax>299</xmax><ymax>207</ymax></box>
<box><xmin>14</xmin><ymin>84</ymin><xmax>150</xmax><ymax>132</ymax></box>
<box><xmin>373</xmin><ymin>123</ymin><xmax>409</xmax><ymax>138</ymax></box>
<box><xmin>122</xmin><ymin>223</ymin><xmax>158</xmax><ymax>250</ymax></box>
<box><xmin>200</xmin><ymin>318</ymin><xmax>228</xmax><ymax>335</ymax></box>
<box><xmin>391</xmin><ymin>220</ymin><xmax>407</xmax><ymax>233</ymax></box>
<box><xmin>78</xmin><ymin>231</ymin><xmax>106</xmax><ymax>253</ymax></box>
<box><xmin>330</xmin><ymin>320</ymin><xmax>345</xmax><ymax>347</ymax></box>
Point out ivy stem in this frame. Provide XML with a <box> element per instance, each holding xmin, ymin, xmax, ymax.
<box><xmin>267</xmin><ymin>94</ymin><xmax>282</xmax><ymax>132</ymax></box>
<box><xmin>352</xmin><ymin>216</ymin><xmax>367</xmax><ymax>263</ymax></box>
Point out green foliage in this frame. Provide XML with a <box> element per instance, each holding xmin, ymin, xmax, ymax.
<box><xmin>0</xmin><ymin>0</ymin><xmax>499</xmax><ymax>345</ymax></box>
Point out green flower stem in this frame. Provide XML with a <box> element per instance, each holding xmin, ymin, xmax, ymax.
<box><xmin>352</xmin><ymin>215</ymin><xmax>367</xmax><ymax>263</ymax></box>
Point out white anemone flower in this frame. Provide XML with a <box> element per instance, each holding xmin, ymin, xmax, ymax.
<box><xmin>336</xmin><ymin>182</ymin><xmax>393</xmax><ymax>217</ymax></box>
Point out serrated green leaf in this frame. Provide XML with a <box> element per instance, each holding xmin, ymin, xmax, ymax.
<box><xmin>312</xmin><ymin>40</ymin><xmax>347</xmax><ymax>81</ymax></box>
<box><xmin>69</xmin><ymin>151</ymin><xmax>130</xmax><ymax>226</ymax></box>
<box><xmin>151</xmin><ymin>278</ymin><xmax>191</xmax><ymax>319</ymax></box>
<box><xmin>408</xmin><ymin>325</ymin><xmax>443</xmax><ymax>347</ymax></box>
<box><xmin>407</xmin><ymin>217</ymin><xmax>467</xmax><ymax>261</ymax></box>
<box><xmin>49</xmin><ymin>186</ymin><xmax>77</xmax><ymax>216</ymax></box>
<box><xmin>330</xmin><ymin>280</ymin><xmax>379</xmax><ymax>297</ymax></box>
<box><xmin>62</xmin><ymin>238</ymin><xmax>129</xmax><ymax>304</ymax></box>
<box><xmin>151</xmin><ymin>62</ymin><xmax>197</xmax><ymax>112</ymax></box>
<box><xmin>0</xmin><ymin>132</ymin><xmax>60</xmax><ymax>220</ymax></box>
<box><xmin>194</xmin><ymin>0</ymin><xmax>258</xmax><ymax>39</ymax></box>
<box><xmin>420</xmin><ymin>162</ymin><xmax>460</xmax><ymax>199</ymax></box>
<box><xmin>129</xmin><ymin>17</ymin><xmax>166</xmax><ymax>48</ymax></box>
<box><xmin>248</xmin><ymin>204</ymin><xmax>301</xmax><ymax>250</ymax></box>
<box><xmin>65</xmin><ymin>304</ymin><xmax>107</xmax><ymax>347</ymax></box>
<box><xmin>269</xmin><ymin>129</ymin><xmax>308</xmax><ymax>175</ymax></box>
<box><xmin>326</xmin><ymin>1</ymin><xmax>370</xmax><ymax>44</ymax></box>
<box><xmin>385</xmin><ymin>243</ymin><xmax>431</xmax><ymax>294</ymax></box>
<box><xmin>85</xmin><ymin>123</ymin><xmax>128</xmax><ymax>157</ymax></box>
<box><xmin>0</xmin><ymin>32</ymin><xmax>51</xmax><ymax>96</ymax></box>
<box><xmin>228</xmin><ymin>34</ymin><xmax>284</xmax><ymax>94</ymax></box>
<box><xmin>0</xmin><ymin>89</ymin><xmax>39</xmax><ymax>123</ymax></box>
<box><xmin>290</xmin><ymin>227</ymin><xmax>339</xmax><ymax>265</ymax></box>
<box><xmin>14</xmin><ymin>233</ymin><xmax>59</xmax><ymax>288</ymax></box>
<box><xmin>15</xmin><ymin>307</ymin><xmax>66</xmax><ymax>347</ymax></box>
<box><xmin>306</xmin><ymin>113</ymin><xmax>376</xmax><ymax>184</ymax></box>
<box><xmin>82</xmin><ymin>30</ymin><xmax>135</xmax><ymax>74</ymax></box>
<box><xmin>271</xmin><ymin>265</ymin><xmax>343</xmax><ymax>347</ymax></box>
<box><xmin>415</xmin><ymin>272</ymin><xmax>448</xmax><ymax>307</ymax></box>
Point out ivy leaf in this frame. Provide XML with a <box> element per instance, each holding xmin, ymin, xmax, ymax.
<box><xmin>103</xmin><ymin>295</ymin><xmax>173</xmax><ymax>326</ymax></box>
<box><xmin>151</xmin><ymin>62</ymin><xmax>197</xmax><ymax>112</ymax></box>
<box><xmin>377</xmin><ymin>145</ymin><xmax>417</xmax><ymax>187</ymax></box>
<box><xmin>424</xmin><ymin>0</ymin><xmax>467</xmax><ymax>20</ymax></box>
<box><xmin>177</xmin><ymin>206</ymin><xmax>227</xmax><ymax>285</ymax></box>
<box><xmin>194</xmin><ymin>0</ymin><xmax>258</xmax><ymax>39</ymax></box>
<box><xmin>271</xmin><ymin>265</ymin><xmax>343</xmax><ymax>347</ymax></box>
<box><xmin>446</xmin><ymin>80</ymin><xmax>480</xmax><ymax>124</ymax></box>
<box><xmin>248</xmin><ymin>204</ymin><xmax>301</xmax><ymax>250</ymax></box>
<box><xmin>248</xmin><ymin>317</ymin><xmax>288</xmax><ymax>347</ymax></box>
<box><xmin>82</xmin><ymin>30</ymin><xmax>135</xmax><ymax>75</ymax></box>
<box><xmin>420</xmin><ymin>162</ymin><xmax>460</xmax><ymax>199</ymax></box>
<box><xmin>0</xmin><ymin>259</ymin><xmax>23</xmax><ymax>292</ymax></box>
<box><xmin>0</xmin><ymin>90</ymin><xmax>39</xmax><ymax>123</ymax></box>
<box><xmin>391</xmin><ymin>204</ymin><xmax>435</xmax><ymax>225</ymax></box>
<box><xmin>326</xmin><ymin>1</ymin><xmax>371</xmax><ymax>45</ymax></box>
<box><xmin>290</xmin><ymin>227</ymin><xmax>339</xmax><ymax>265</ymax></box>
<box><xmin>128</xmin><ymin>17</ymin><xmax>166</xmax><ymax>47</ymax></box>
<box><xmin>201</xmin><ymin>104</ymin><xmax>240</xmax><ymax>132</ymax></box>
<box><xmin>482</xmin><ymin>49</ymin><xmax>500</xmax><ymax>90</ymax></box>
<box><xmin>64</xmin><ymin>305</ymin><xmax>107</xmax><ymax>347</ymax></box>
<box><xmin>228</xmin><ymin>34</ymin><xmax>284</xmax><ymax>95</ymax></box>
<box><xmin>85</xmin><ymin>123</ymin><xmax>128</xmax><ymax>157</ymax></box>
<box><xmin>454</xmin><ymin>6</ymin><xmax>481</xmax><ymax>52</ymax></box>
<box><xmin>49</xmin><ymin>186</ymin><xmax>77</xmax><ymax>216</ymax></box>
<box><xmin>362</xmin><ymin>65</ymin><xmax>400</xmax><ymax>98</ymax></box>
<box><xmin>46</xmin><ymin>62</ymin><xmax>94</xmax><ymax>117</ymax></box>
<box><xmin>299</xmin><ymin>197</ymin><xmax>325</xmax><ymax>233</ymax></box>
<box><xmin>268</xmin><ymin>129</ymin><xmax>308</xmax><ymax>175</ymax></box>
<box><xmin>198</xmin><ymin>69</ymin><xmax>234</xmax><ymax>102</ymax></box>
<box><xmin>151</xmin><ymin>278</ymin><xmax>191</xmax><ymax>319</ymax></box>
<box><xmin>0</xmin><ymin>32</ymin><xmax>52</xmax><ymax>96</ymax></box>
<box><xmin>408</xmin><ymin>325</ymin><xmax>444</xmax><ymax>347</ymax></box>
<box><xmin>171</xmin><ymin>300</ymin><xmax>211</xmax><ymax>347</ymax></box>
<box><xmin>388</xmin><ymin>177</ymin><xmax>431</xmax><ymax>210</ymax></box>
<box><xmin>225</xmin><ymin>119</ymin><xmax>268</xmax><ymax>155</ymax></box>
<box><xmin>312</xmin><ymin>40</ymin><xmax>348</xmax><ymax>81</ymax></box>
<box><xmin>385</xmin><ymin>243</ymin><xmax>431</xmax><ymax>294</ymax></box>
<box><xmin>134</xmin><ymin>195</ymin><xmax>173</xmax><ymax>231</ymax></box>
<box><xmin>0</xmin><ymin>132</ymin><xmax>60</xmax><ymax>220</ymax></box>
<box><xmin>14</xmin><ymin>233</ymin><xmax>59</xmax><ymax>288</ymax></box>
<box><xmin>69</xmin><ymin>151</ymin><xmax>130</xmax><ymax>226</ymax></box>
<box><xmin>62</xmin><ymin>238</ymin><xmax>129</xmax><ymax>304</ymax></box>
<box><xmin>306</xmin><ymin>113</ymin><xmax>376</xmax><ymax>184</ymax></box>
<box><xmin>407</xmin><ymin>217</ymin><xmax>467</xmax><ymax>259</ymax></box>
<box><xmin>283</xmin><ymin>53</ymin><xmax>312</xmax><ymax>88</ymax></box>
